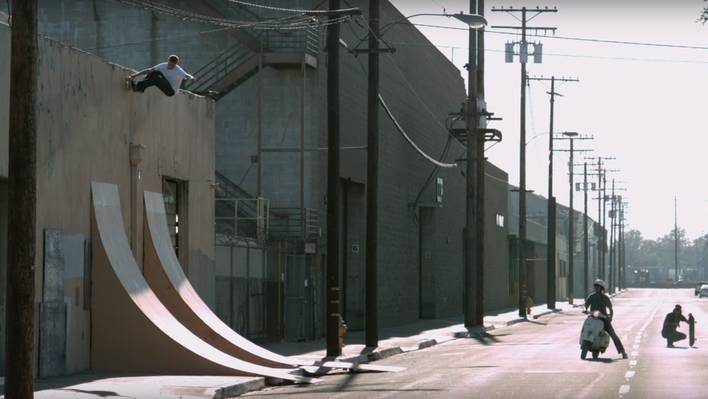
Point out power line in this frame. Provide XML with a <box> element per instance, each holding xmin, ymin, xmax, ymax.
<box><xmin>87</xmin><ymin>26</ymin><xmax>237</xmax><ymax>51</ymax></box>
<box><xmin>114</xmin><ymin>0</ymin><xmax>352</xmax><ymax>31</ymax></box>
<box><xmin>227</xmin><ymin>0</ymin><xmax>359</xmax><ymax>15</ymax></box>
<box><xmin>388</xmin><ymin>41</ymin><xmax>708</xmax><ymax>65</ymax></box>
<box><xmin>379</xmin><ymin>94</ymin><xmax>458</xmax><ymax>168</ymax></box>
<box><xmin>411</xmin><ymin>22</ymin><xmax>708</xmax><ymax>51</ymax></box>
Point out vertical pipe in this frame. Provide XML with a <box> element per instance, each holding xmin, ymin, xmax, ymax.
<box><xmin>546</xmin><ymin>76</ymin><xmax>556</xmax><ymax>310</ymax></box>
<box><xmin>365</xmin><ymin>0</ymin><xmax>379</xmax><ymax>346</ymax></box>
<box><xmin>342</xmin><ymin>179</ymin><xmax>348</xmax><ymax>322</ymax></box>
<box><xmin>229</xmin><ymin>247</ymin><xmax>234</xmax><ymax>328</ymax></box>
<box><xmin>568</xmin><ymin>138</ymin><xmax>574</xmax><ymax>304</ymax></box>
<box><xmin>257</xmin><ymin>47</ymin><xmax>263</xmax><ymax>198</ymax></box>
<box><xmin>301</xmin><ymin>59</ymin><xmax>306</xmax><ymax>243</ymax></box>
<box><xmin>518</xmin><ymin>6</ymin><xmax>528</xmax><ymax>318</ymax></box>
<box><xmin>326</xmin><ymin>0</ymin><xmax>342</xmax><ymax>357</ymax></box>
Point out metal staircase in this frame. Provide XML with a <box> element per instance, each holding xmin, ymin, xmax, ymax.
<box><xmin>183</xmin><ymin>2</ymin><xmax>320</xmax><ymax>100</ymax></box>
<box><xmin>215</xmin><ymin>171</ymin><xmax>319</xmax><ymax>243</ymax></box>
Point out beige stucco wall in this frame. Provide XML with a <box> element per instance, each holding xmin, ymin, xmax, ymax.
<box><xmin>0</xmin><ymin>22</ymin><xmax>215</xmax><ymax>374</ymax></box>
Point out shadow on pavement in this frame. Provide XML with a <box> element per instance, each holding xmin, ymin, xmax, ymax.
<box><xmin>591</xmin><ymin>358</ymin><xmax>615</xmax><ymax>364</ymax></box>
<box><xmin>469</xmin><ymin>333</ymin><xmax>501</xmax><ymax>346</ymax></box>
<box><xmin>58</xmin><ymin>389</ymin><xmax>132</xmax><ymax>398</ymax></box>
<box><xmin>523</xmin><ymin>320</ymin><xmax>548</xmax><ymax>326</ymax></box>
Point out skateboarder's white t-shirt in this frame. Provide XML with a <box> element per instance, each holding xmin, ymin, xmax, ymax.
<box><xmin>153</xmin><ymin>62</ymin><xmax>193</xmax><ymax>93</ymax></box>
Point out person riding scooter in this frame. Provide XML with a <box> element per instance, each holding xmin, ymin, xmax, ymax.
<box><xmin>584</xmin><ymin>279</ymin><xmax>629</xmax><ymax>359</ymax></box>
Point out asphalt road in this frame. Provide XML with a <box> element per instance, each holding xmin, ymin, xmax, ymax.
<box><xmin>243</xmin><ymin>289</ymin><xmax>707</xmax><ymax>399</ymax></box>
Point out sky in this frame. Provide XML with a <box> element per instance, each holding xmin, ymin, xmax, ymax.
<box><xmin>390</xmin><ymin>0</ymin><xmax>708</xmax><ymax>241</ymax></box>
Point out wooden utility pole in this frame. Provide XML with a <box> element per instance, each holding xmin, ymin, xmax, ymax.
<box><xmin>491</xmin><ymin>6</ymin><xmax>556</xmax><ymax>317</ymax></box>
<box><xmin>583</xmin><ymin>162</ymin><xmax>589</xmax><ymax>297</ymax></box>
<box><xmin>555</xmin><ymin>133</ymin><xmax>592</xmax><ymax>304</ymax></box>
<box><xmin>326</xmin><ymin>0</ymin><xmax>342</xmax><ymax>357</ymax></box>
<box><xmin>473</xmin><ymin>0</ymin><xmax>487</xmax><ymax>329</ymax></box>
<box><xmin>6</xmin><ymin>0</ymin><xmax>39</xmax><ymax>397</ymax></box>
<box><xmin>675</xmin><ymin>196</ymin><xmax>679</xmax><ymax>282</ymax></box>
<box><xmin>365</xmin><ymin>0</ymin><xmax>379</xmax><ymax>348</ymax></box>
<box><xmin>609</xmin><ymin>180</ymin><xmax>616</xmax><ymax>292</ymax></box>
<box><xmin>464</xmin><ymin>0</ymin><xmax>480</xmax><ymax>329</ymax></box>
<box><xmin>527</xmin><ymin>75</ymin><xmax>579</xmax><ymax>310</ymax></box>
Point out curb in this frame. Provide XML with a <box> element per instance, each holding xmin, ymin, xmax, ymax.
<box><xmin>211</xmin><ymin>378</ymin><xmax>266</xmax><ymax>399</ymax></box>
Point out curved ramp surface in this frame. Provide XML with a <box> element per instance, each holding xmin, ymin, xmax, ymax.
<box><xmin>90</xmin><ymin>182</ymin><xmax>313</xmax><ymax>382</ymax></box>
<box><xmin>143</xmin><ymin>190</ymin><xmax>299</xmax><ymax>368</ymax></box>
<box><xmin>143</xmin><ymin>191</ymin><xmax>405</xmax><ymax>374</ymax></box>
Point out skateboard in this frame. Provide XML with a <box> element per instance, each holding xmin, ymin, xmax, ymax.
<box><xmin>689</xmin><ymin>313</ymin><xmax>696</xmax><ymax>347</ymax></box>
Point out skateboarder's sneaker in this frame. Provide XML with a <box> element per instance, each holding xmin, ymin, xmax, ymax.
<box><xmin>126</xmin><ymin>78</ymin><xmax>138</xmax><ymax>92</ymax></box>
<box><xmin>621</xmin><ymin>352</ymin><xmax>628</xmax><ymax>359</ymax></box>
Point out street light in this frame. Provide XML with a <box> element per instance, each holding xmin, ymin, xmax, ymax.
<box><xmin>378</xmin><ymin>12</ymin><xmax>488</xmax><ymax>36</ymax></box>
<box><xmin>450</xmin><ymin>12</ymin><xmax>488</xmax><ymax>28</ymax></box>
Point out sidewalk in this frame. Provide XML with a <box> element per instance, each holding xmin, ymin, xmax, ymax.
<box><xmin>265</xmin><ymin>300</ymin><xmax>581</xmax><ymax>364</ymax></box>
<box><xmin>1</xmin><ymin>301</ymin><xmax>583</xmax><ymax>399</ymax></box>
<box><xmin>2</xmin><ymin>374</ymin><xmax>264</xmax><ymax>399</ymax></box>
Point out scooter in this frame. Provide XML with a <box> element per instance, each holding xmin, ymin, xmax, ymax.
<box><xmin>579</xmin><ymin>310</ymin><xmax>611</xmax><ymax>360</ymax></box>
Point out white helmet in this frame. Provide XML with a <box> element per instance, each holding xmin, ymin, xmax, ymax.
<box><xmin>593</xmin><ymin>279</ymin><xmax>607</xmax><ymax>290</ymax></box>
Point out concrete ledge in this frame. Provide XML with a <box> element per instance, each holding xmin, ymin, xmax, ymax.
<box><xmin>211</xmin><ymin>378</ymin><xmax>265</xmax><ymax>399</ymax></box>
<box><xmin>367</xmin><ymin>346</ymin><xmax>403</xmax><ymax>361</ymax></box>
<box><xmin>417</xmin><ymin>338</ymin><xmax>437</xmax><ymax>350</ymax></box>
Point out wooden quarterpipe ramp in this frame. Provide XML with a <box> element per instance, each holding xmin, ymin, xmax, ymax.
<box><xmin>142</xmin><ymin>190</ymin><xmax>405</xmax><ymax>374</ymax></box>
<box><xmin>143</xmin><ymin>190</ymin><xmax>294</xmax><ymax>368</ymax></box>
<box><xmin>90</xmin><ymin>182</ymin><xmax>314</xmax><ymax>382</ymax></box>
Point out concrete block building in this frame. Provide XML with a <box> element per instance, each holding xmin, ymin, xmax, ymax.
<box><xmin>0</xmin><ymin>1</ymin><xmax>609</xmax><ymax>381</ymax></box>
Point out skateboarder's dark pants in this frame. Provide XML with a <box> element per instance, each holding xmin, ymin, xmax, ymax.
<box><xmin>666</xmin><ymin>330</ymin><xmax>687</xmax><ymax>346</ymax></box>
<box><xmin>603</xmin><ymin>319</ymin><xmax>626</xmax><ymax>354</ymax></box>
<box><xmin>135</xmin><ymin>71</ymin><xmax>175</xmax><ymax>96</ymax></box>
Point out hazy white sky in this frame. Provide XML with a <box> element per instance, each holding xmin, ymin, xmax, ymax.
<box><xmin>390</xmin><ymin>0</ymin><xmax>708</xmax><ymax>241</ymax></box>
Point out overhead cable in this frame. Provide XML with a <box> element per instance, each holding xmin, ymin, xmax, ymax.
<box><xmin>379</xmin><ymin>94</ymin><xmax>458</xmax><ymax>168</ymax></box>
<box><xmin>228</xmin><ymin>0</ymin><xmax>359</xmax><ymax>15</ymax></box>
<box><xmin>410</xmin><ymin>23</ymin><xmax>708</xmax><ymax>51</ymax></box>
<box><xmin>114</xmin><ymin>0</ymin><xmax>351</xmax><ymax>31</ymax></box>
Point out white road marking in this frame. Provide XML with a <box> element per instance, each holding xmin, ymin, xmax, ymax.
<box><xmin>631</xmin><ymin>351</ymin><xmax>639</xmax><ymax>357</ymax></box>
<box><xmin>630</xmin><ymin>360</ymin><xmax>637</xmax><ymax>367</ymax></box>
<box><xmin>632</xmin><ymin>344</ymin><xmax>640</xmax><ymax>349</ymax></box>
<box><xmin>619</xmin><ymin>385</ymin><xmax>631</xmax><ymax>395</ymax></box>
<box><xmin>625</xmin><ymin>371</ymin><xmax>636</xmax><ymax>379</ymax></box>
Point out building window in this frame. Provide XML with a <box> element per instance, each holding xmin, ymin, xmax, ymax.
<box><xmin>163</xmin><ymin>177</ymin><xmax>188</xmax><ymax>262</ymax></box>
<box><xmin>496</xmin><ymin>214</ymin><xmax>505</xmax><ymax>228</ymax></box>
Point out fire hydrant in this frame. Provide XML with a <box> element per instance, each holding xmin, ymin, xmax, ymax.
<box><xmin>338</xmin><ymin>315</ymin><xmax>348</xmax><ymax>351</ymax></box>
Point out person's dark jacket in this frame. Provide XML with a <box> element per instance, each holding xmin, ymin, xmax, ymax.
<box><xmin>661</xmin><ymin>312</ymin><xmax>688</xmax><ymax>338</ymax></box>
<box><xmin>585</xmin><ymin>292</ymin><xmax>612</xmax><ymax>316</ymax></box>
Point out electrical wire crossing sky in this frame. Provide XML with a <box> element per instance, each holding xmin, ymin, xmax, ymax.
<box><xmin>391</xmin><ymin>0</ymin><xmax>708</xmax><ymax>241</ymax></box>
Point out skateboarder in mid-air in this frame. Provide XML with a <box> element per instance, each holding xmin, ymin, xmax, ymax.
<box><xmin>662</xmin><ymin>304</ymin><xmax>691</xmax><ymax>347</ymax></box>
<box><xmin>127</xmin><ymin>55</ymin><xmax>194</xmax><ymax>97</ymax></box>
